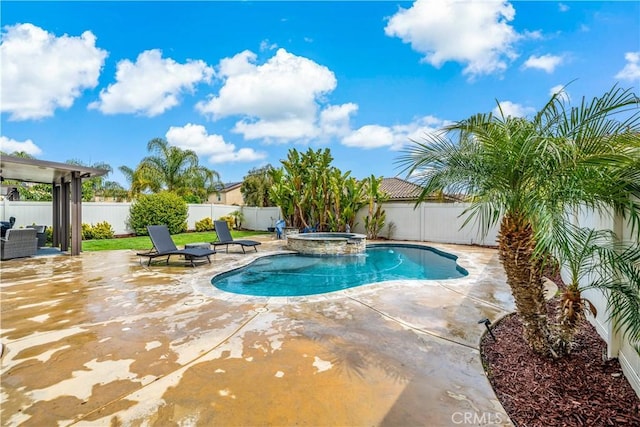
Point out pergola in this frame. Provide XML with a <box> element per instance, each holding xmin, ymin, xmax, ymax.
<box><xmin>0</xmin><ymin>155</ymin><xmax>109</xmax><ymax>256</ymax></box>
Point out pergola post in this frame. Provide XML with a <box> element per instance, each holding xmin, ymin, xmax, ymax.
<box><xmin>52</xmin><ymin>182</ymin><xmax>61</xmax><ymax>248</ymax></box>
<box><xmin>60</xmin><ymin>178</ymin><xmax>70</xmax><ymax>253</ymax></box>
<box><xmin>71</xmin><ymin>172</ymin><xmax>83</xmax><ymax>255</ymax></box>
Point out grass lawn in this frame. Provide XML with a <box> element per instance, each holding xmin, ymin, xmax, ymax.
<box><xmin>81</xmin><ymin>230</ymin><xmax>270</xmax><ymax>251</ymax></box>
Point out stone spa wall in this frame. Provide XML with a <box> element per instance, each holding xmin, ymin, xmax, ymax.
<box><xmin>286</xmin><ymin>233</ymin><xmax>366</xmax><ymax>255</ymax></box>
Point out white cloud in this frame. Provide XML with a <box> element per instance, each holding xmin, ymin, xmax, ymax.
<box><xmin>259</xmin><ymin>39</ymin><xmax>278</xmax><ymax>52</ymax></box>
<box><xmin>384</xmin><ymin>0</ymin><xmax>520</xmax><ymax>78</ymax></box>
<box><xmin>493</xmin><ymin>101</ymin><xmax>536</xmax><ymax>118</ymax></box>
<box><xmin>197</xmin><ymin>48</ymin><xmax>337</xmax><ymax>141</ymax></box>
<box><xmin>90</xmin><ymin>49</ymin><xmax>213</xmax><ymax>116</ymax></box>
<box><xmin>615</xmin><ymin>52</ymin><xmax>640</xmax><ymax>81</ymax></box>
<box><xmin>342</xmin><ymin>115</ymin><xmax>446</xmax><ymax>150</ymax></box>
<box><xmin>233</xmin><ymin>118</ymin><xmax>319</xmax><ymax>141</ymax></box>
<box><xmin>523</xmin><ymin>54</ymin><xmax>563</xmax><ymax>73</ymax></box>
<box><xmin>217</xmin><ymin>50</ymin><xmax>257</xmax><ymax>78</ymax></box>
<box><xmin>342</xmin><ymin>125</ymin><xmax>394</xmax><ymax>149</ymax></box>
<box><xmin>0</xmin><ymin>136</ymin><xmax>42</xmax><ymax>156</ymax></box>
<box><xmin>558</xmin><ymin>3</ymin><xmax>569</xmax><ymax>12</ymax></box>
<box><xmin>319</xmin><ymin>103</ymin><xmax>359</xmax><ymax>137</ymax></box>
<box><xmin>0</xmin><ymin>23</ymin><xmax>107</xmax><ymax>121</ymax></box>
<box><xmin>165</xmin><ymin>123</ymin><xmax>266</xmax><ymax>164</ymax></box>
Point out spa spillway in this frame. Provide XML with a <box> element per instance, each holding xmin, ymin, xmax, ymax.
<box><xmin>286</xmin><ymin>232</ymin><xmax>367</xmax><ymax>255</ymax></box>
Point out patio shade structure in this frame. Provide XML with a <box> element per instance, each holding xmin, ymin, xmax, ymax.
<box><xmin>0</xmin><ymin>155</ymin><xmax>109</xmax><ymax>256</ymax></box>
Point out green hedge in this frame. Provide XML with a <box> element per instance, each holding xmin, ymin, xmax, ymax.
<box><xmin>128</xmin><ymin>192</ymin><xmax>188</xmax><ymax>235</ymax></box>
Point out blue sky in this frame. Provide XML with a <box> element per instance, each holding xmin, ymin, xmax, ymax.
<box><xmin>1</xmin><ymin>1</ymin><xmax>639</xmax><ymax>187</ymax></box>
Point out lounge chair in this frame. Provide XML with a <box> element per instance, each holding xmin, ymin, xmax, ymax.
<box><xmin>211</xmin><ymin>220</ymin><xmax>261</xmax><ymax>253</ymax></box>
<box><xmin>1</xmin><ymin>228</ymin><xmax>38</xmax><ymax>260</ymax></box>
<box><xmin>137</xmin><ymin>225</ymin><xmax>216</xmax><ymax>267</ymax></box>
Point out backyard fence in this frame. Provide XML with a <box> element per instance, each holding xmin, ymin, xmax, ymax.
<box><xmin>352</xmin><ymin>202</ymin><xmax>499</xmax><ymax>246</ymax></box>
<box><xmin>0</xmin><ymin>200</ymin><xmax>497</xmax><ymax>245</ymax></box>
<box><xmin>0</xmin><ymin>201</ymin><xmax>281</xmax><ymax>236</ymax></box>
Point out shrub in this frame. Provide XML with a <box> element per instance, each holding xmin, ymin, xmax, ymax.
<box><xmin>91</xmin><ymin>221</ymin><xmax>115</xmax><ymax>239</ymax></box>
<box><xmin>217</xmin><ymin>215</ymin><xmax>235</xmax><ymax>230</ymax></box>
<box><xmin>81</xmin><ymin>221</ymin><xmax>115</xmax><ymax>240</ymax></box>
<box><xmin>195</xmin><ymin>217</ymin><xmax>214</xmax><ymax>232</ymax></box>
<box><xmin>82</xmin><ymin>223</ymin><xmax>92</xmax><ymax>240</ymax></box>
<box><xmin>128</xmin><ymin>192</ymin><xmax>188</xmax><ymax>235</ymax></box>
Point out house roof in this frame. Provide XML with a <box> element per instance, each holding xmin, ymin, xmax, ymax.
<box><xmin>380</xmin><ymin>177</ymin><xmax>423</xmax><ymax>201</ymax></box>
<box><xmin>218</xmin><ymin>182</ymin><xmax>242</xmax><ymax>192</ymax></box>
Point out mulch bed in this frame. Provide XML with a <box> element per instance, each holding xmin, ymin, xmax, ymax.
<box><xmin>480</xmin><ymin>313</ymin><xmax>640</xmax><ymax>426</ymax></box>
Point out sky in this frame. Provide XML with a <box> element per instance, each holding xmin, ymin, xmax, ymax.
<box><xmin>1</xmin><ymin>1</ymin><xmax>639</xmax><ymax>187</ymax></box>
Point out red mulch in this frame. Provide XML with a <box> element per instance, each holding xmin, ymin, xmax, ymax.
<box><xmin>480</xmin><ymin>314</ymin><xmax>640</xmax><ymax>426</ymax></box>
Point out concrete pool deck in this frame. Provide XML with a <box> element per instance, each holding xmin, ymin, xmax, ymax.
<box><xmin>1</xmin><ymin>239</ymin><xmax>515</xmax><ymax>426</ymax></box>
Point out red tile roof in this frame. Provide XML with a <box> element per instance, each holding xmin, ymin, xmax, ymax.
<box><xmin>379</xmin><ymin>177</ymin><xmax>423</xmax><ymax>201</ymax></box>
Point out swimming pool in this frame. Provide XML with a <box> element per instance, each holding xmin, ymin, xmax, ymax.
<box><xmin>212</xmin><ymin>244</ymin><xmax>468</xmax><ymax>297</ymax></box>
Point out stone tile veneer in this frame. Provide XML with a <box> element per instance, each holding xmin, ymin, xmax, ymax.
<box><xmin>286</xmin><ymin>233</ymin><xmax>366</xmax><ymax>255</ymax></box>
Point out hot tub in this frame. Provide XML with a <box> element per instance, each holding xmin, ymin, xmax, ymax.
<box><xmin>286</xmin><ymin>232</ymin><xmax>366</xmax><ymax>255</ymax></box>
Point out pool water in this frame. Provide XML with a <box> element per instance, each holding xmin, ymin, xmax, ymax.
<box><xmin>212</xmin><ymin>244</ymin><xmax>468</xmax><ymax>297</ymax></box>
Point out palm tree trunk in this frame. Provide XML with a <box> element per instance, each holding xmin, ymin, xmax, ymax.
<box><xmin>498</xmin><ymin>213</ymin><xmax>559</xmax><ymax>357</ymax></box>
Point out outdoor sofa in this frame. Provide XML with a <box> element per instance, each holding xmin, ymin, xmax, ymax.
<box><xmin>1</xmin><ymin>228</ymin><xmax>38</xmax><ymax>260</ymax></box>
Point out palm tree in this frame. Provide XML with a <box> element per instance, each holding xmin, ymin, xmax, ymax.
<box><xmin>127</xmin><ymin>138</ymin><xmax>220</xmax><ymax>202</ymax></box>
<box><xmin>554</xmin><ymin>225</ymin><xmax>640</xmax><ymax>350</ymax></box>
<box><xmin>241</xmin><ymin>165</ymin><xmax>275</xmax><ymax>207</ymax></box>
<box><xmin>398</xmin><ymin>85</ymin><xmax>640</xmax><ymax>357</ymax></box>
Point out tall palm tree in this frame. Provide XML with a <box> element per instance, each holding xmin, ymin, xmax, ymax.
<box><xmin>128</xmin><ymin>138</ymin><xmax>220</xmax><ymax>202</ymax></box>
<box><xmin>398</xmin><ymin>85</ymin><xmax>640</xmax><ymax>357</ymax></box>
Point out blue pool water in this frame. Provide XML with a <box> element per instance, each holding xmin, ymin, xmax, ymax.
<box><xmin>212</xmin><ymin>244</ymin><xmax>468</xmax><ymax>297</ymax></box>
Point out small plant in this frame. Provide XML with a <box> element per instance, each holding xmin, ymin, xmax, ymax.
<box><xmin>195</xmin><ymin>217</ymin><xmax>215</xmax><ymax>232</ymax></box>
<box><xmin>229</xmin><ymin>209</ymin><xmax>245</xmax><ymax>229</ymax></box>
<box><xmin>82</xmin><ymin>221</ymin><xmax>115</xmax><ymax>240</ymax></box>
<box><xmin>92</xmin><ymin>221</ymin><xmax>115</xmax><ymax>239</ymax></box>
<box><xmin>82</xmin><ymin>223</ymin><xmax>93</xmax><ymax>240</ymax></box>
<box><xmin>386</xmin><ymin>221</ymin><xmax>396</xmax><ymax>240</ymax></box>
<box><xmin>364</xmin><ymin>205</ymin><xmax>386</xmax><ymax>239</ymax></box>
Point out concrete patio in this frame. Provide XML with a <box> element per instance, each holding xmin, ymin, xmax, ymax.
<box><xmin>1</xmin><ymin>239</ymin><xmax>515</xmax><ymax>426</ymax></box>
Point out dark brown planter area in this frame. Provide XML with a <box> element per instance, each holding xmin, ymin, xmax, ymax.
<box><xmin>480</xmin><ymin>312</ymin><xmax>640</xmax><ymax>426</ymax></box>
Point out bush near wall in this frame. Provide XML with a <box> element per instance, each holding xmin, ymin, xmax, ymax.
<box><xmin>82</xmin><ymin>221</ymin><xmax>115</xmax><ymax>240</ymax></box>
<box><xmin>195</xmin><ymin>217</ymin><xmax>214</xmax><ymax>231</ymax></box>
<box><xmin>128</xmin><ymin>192</ymin><xmax>188</xmax><ymax>235</ymax></box>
